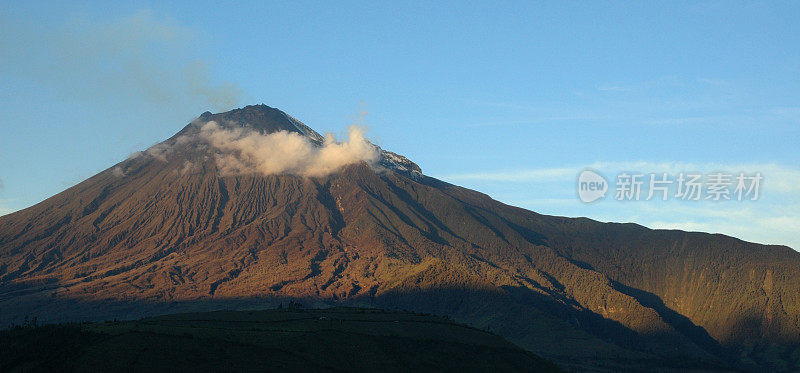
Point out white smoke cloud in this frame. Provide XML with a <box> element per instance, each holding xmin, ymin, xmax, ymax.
<box><xmin>180</xmin><ymin>160</ymin><xmax>201</xmax><ymax>175</ymax></box>
<box><xmin>198</xmin><ymin>121</ymin><xmax>379</xmax><ymax>177</ymax></box>
<box><xmin>112</xmin><ymin>166</ymin><xmax>125</xmax><ymax>177</ymax></box>
<box><xmin>144</xmin><ymin>142</ymin><xmax>173</xmax><ymax>161</ymax></box>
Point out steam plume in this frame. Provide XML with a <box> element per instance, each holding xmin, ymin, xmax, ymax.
<box><xmin>198</xmin><ymin>121</ymin><xmax>379</xmax><ymax>177</ymax></box>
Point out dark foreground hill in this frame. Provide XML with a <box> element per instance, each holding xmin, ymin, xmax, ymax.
<box><xmin>0</xmin><ymin>307</ymin><xmax>562</xmax><ymax>372</ymax></box>
<box><xmin>1</xmin><ymin>105</ymin><xmax>799</xmax><ymax>371</ymax></box>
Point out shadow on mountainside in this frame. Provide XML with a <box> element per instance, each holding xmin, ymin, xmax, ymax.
<box><xmin>1</xmin><ymin>307</ymin><xmax>564</xmax><ymax>373</ymax></box>
<box><xmin>0</xmin><ymin>282</ymin><xmax>772</xmax><ymax>372</ymax></box>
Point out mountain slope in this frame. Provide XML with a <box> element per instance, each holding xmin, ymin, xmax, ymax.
<box><xmin>1</xmin><ymin>105</ymin><xmax>798</xmax><ymax>371</ymax></box>
<box><xmin>1</xmin><ymin>308</ymin><xmax>562</xmax><ymax>373</ymax></box>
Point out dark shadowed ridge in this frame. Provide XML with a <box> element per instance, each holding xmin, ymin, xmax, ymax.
<box><xmin>0</xmin><ymin>308</ymin><xmax>563</xmax><ymax>372</ymax></box>
<box><xmin>0</xmin><ymin>105</ymin><xmax>798</xmax><ymax>371</ymax></box>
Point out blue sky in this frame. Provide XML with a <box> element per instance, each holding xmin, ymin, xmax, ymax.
<box><xmin>1</xmin><ymin>1</ymin><xmax>799</xmax><ymax>249</ymax></box>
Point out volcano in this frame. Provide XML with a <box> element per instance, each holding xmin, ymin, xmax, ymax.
<box><xmin>1</xmin><ymin>105</ymin><xmax>798</xmax><ymax>371</ymax></box>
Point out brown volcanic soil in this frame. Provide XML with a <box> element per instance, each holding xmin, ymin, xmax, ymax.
<box><xmin>1</xmin><ymin>105</ymin><xmax>799</xmax><ymax>371</ymax></box>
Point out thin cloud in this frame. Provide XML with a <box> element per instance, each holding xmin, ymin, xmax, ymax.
<box><xmin>439</xmin><ymin>161</ymin><xmax>800</xmax><ymax>250</ymax></box>
<box><xmin>0</xmin><ymin>179</ymin><xmax>9</xmax><ymax>216</ymax></box>
<box><xmin>439</xmin><ymin>161</ymin><xmax>800</xmax><ymax>194</ymax></box>
<box><xmin>1</xmin><ymin>10</ymin><xmax>241</xmax><ymax>113</ymax></box>
<box><xmin>0</xmin><ymin>182</ymin><xmax>13</xmax><ymax>216</ymax></box>
<box><xmin>437</xmin><ymin>167</ymin><xmax>575</xmax><ymax>182</ymax></box>
<box><xmin>648</xmin><ymin>215</ymin><xmax>800</xmax><ymax>250</ymax></box>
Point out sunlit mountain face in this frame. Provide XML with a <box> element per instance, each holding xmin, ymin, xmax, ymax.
<box><xmin>1</xmin><ymin>105</ymin><xmax>799</xmax><ymax>371</ymax></box>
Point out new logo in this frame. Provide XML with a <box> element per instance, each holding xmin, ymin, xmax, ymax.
<box><xmin>578</xmin><ymin>170</ymin><xmax>608</xmax><ymax>203</ymax></box>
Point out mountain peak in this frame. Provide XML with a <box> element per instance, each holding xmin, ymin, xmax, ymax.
<box><xmin>176</xmin><ymin>104</ymin><xmax>423</xmax><ymax>177</ymax></box>
<box><xmin>191</xmin><ymin>104</ymin><xmax>325</xmax><ymax>144</ymax></box>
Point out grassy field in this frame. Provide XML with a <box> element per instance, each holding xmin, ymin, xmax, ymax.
<box><xmin>0</xmin><ymin>307</ymin><xmax>562</xmax><ymax>372</ymax></box>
